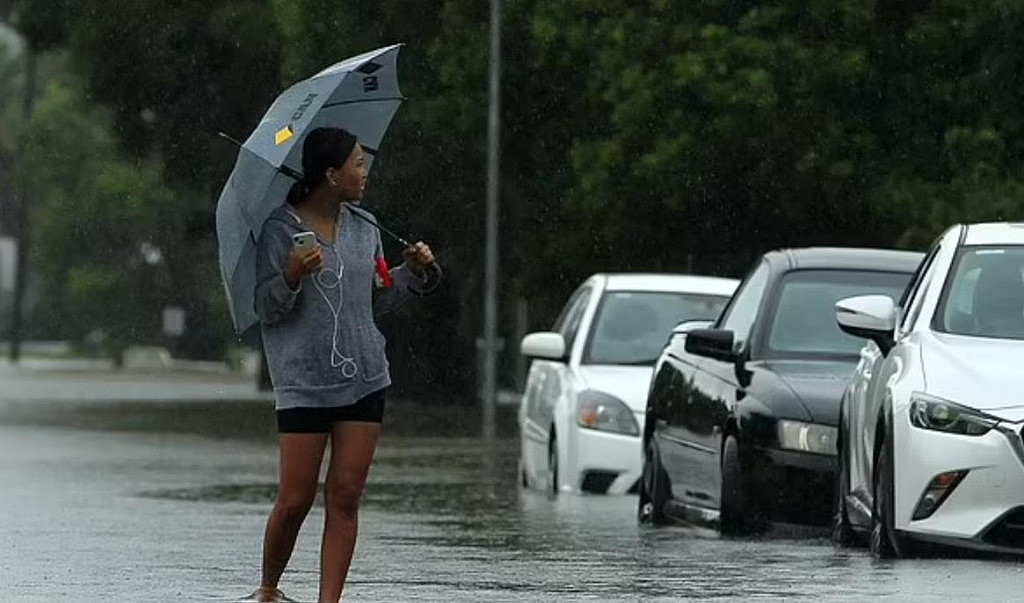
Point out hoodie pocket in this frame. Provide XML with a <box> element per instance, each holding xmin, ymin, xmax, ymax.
<box><xmin>359</xmin><ymin>326</ymin><xmax>389</xmax><ymax>382</ymax></box>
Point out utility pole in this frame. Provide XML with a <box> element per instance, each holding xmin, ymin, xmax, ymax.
<box><xmin>9</xmin><ymin>49</ymin><xmax>33</xmax><ymax>363</ymax></box>
<box><xmin>481</xmin><ymin>0</ymin><xmax>502</xmax><ymax>441</ymax></box>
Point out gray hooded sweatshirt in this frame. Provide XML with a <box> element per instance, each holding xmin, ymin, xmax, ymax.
<box><xmin>255</xmin><ymin>204</ymin><xmax>434</xmax><ymax>410</ymax></box>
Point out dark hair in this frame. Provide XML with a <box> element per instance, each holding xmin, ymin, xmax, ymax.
<box><xmin>286</xmin><ymin>127</ymin><xmax>358</xmax><ymax>205</ymax></box>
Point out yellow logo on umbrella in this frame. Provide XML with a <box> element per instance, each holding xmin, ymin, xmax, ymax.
<box><xmin>275</xmin><ymin>125</ymin><xmax>294</xmax><ymax>146</ymax></box>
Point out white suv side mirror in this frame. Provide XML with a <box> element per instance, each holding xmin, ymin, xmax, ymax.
<box><xmin>520</xmin><ymin>332</ymin><xmax>567</xmax><ymax>361</ymax></box>
<box><xmin>836</xmin><ymin>295</ymin><xmax>897</xmax><ymax>354</ymax></box>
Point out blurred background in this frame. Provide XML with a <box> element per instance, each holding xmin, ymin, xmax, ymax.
<box><xmin>1</xmin><ymin>0</ymin><xmax>1023</xmax><ymax>401</ymax></box>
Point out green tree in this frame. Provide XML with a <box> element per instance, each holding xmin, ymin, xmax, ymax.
<box><xmin>18</xmin><ymin>69</ymin><xmax>177</xmax><ymax>361</ymax></box>
<box><xmin>13</xmin><ymin>0</ymin><xmax>284</xmax><ymax>359</ymax></box>
<box><xmin>872</xmin><ymin>1</ymin><xmax>1024</xmax><ymax>246</ymax></box>
<box><xmin>0</xmin><ymin>35</ymin><xmax>22</xmax><ymax>231</ymax></box>
<box><xmin>527</xmin><ymin>2</ymin><xmax>888</xmax><ymax>272</ymax></box>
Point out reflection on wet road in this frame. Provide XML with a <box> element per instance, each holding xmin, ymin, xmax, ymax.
<box><xmin>2</xmin><ymin>388</ymin><xmax>1024</xmax><ymax>602</ymax></box>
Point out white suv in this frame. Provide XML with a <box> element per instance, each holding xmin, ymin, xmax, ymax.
<box><xmin>833</xmin><ymin>223</ymin><xmax>1024</xmax><ymax>557</ymax></box>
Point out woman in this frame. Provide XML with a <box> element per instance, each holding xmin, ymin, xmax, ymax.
<box><xmin>251</xmin><ymin>127</ymin><xmax>438</xmax><ymax>603</ymax></box>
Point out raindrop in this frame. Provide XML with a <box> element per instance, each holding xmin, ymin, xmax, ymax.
<box><xmin>139</xmin><ymin>242</ymin><xmax>163</xmax><ymax>265</ymax></box>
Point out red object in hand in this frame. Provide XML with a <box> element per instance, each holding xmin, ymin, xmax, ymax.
<box><xmin>375</xmin><ymin>255</ymin><xmax>393</xmax><ymax>288</ymax></box>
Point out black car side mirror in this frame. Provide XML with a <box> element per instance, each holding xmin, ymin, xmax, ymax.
<box><xmin>685</xmin><ymin>328</ymin><xmax>737</xmax><ymax>363</ymax></box>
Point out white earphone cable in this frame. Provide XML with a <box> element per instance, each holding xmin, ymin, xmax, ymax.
<box><xmin>309</xmin><ymin>241</ymin><xmax>358</xmax><ymax>378</ymax></box>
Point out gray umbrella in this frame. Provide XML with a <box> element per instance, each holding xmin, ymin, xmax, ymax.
<box><xmin>216</xmin><ymin>44</ymin><xmax>404</xmax><ymax>335</ymax></box>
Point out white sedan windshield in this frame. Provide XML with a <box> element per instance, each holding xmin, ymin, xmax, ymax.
<box><xmin>939</xmin><ymin>246</ymin><xmax>1024</xmax><ymax>339</ymax></box>
<box><xmin>584</xmin><ymin>291</ymin><xmax>728</xmax><ymax>365</ymax></box>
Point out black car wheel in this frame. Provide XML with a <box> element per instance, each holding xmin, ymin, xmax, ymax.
<box><xmin>547</xmin><ymin>435</ymin><xmax>559</xmax><ymax>497</ymax></box>
<box><xmin>639</xmin><ymin>436</ymin><xmax>671</xmax><ymax>525</ymax></box>
<box><xmin>832</xmin><ymin>428</ymin><xmax>856</xmax><ymax>547</ymax></box>
<box><xmin>720</xmin><ymin>434</ymin><xmax>750</xmax><ymax>536</ymax></box>
<box><xmin>870</xmin><ymin>435</ymin><xmax>904</xmax><ymax>558</ymax></box>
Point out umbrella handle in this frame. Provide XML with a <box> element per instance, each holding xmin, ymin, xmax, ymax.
<box><xmin>414</xmin><ymin>262</ymin><xmax>443</xmax><ymax>296</ymax></box>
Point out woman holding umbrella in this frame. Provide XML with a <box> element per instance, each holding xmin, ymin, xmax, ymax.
<box><xmin>252</xmin><ymin>127</ymin><xmax>438</xmax><ymax>603</ymax></box>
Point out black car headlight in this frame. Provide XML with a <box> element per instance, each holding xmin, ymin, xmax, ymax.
<box><xmin>777</xmin><ymin>420</ymin><xmax>838</xmax><ymax>455</ymax></box>
<box><xmin>577</xmin><ymin>391</ymin><xmax>639</xmax><ymax>436</ymax></box>
<box><xmin>910</xmin><ymin>393</ymin><xmax>998</xmax><ymax>436</ymax></box>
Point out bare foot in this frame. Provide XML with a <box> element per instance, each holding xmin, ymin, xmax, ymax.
<box><xmin>245</xmin><ymin>586</ymin><xmax>295</xmax><ymax>603</ymax></box>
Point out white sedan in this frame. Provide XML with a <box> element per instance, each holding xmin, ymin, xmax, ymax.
<box><xmin>834</xmin><ymin>222</ymin><xmax>1024</xmax><ymax>556</ymax></box>
<box><xmin>518</xmin><ymin>273</ymin><xmax>738</xmax><ymax>495</ymax></box>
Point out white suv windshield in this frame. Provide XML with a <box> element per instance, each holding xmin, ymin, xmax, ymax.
<box><xmin>938</xmin><ymin>246</ymin><xmax>1024</xmax><ymax>340</ymax></box>
<box><xmin>584</xmin><ymin>291</ymin><xmax>728</xmax><ymax>366</ymax></box>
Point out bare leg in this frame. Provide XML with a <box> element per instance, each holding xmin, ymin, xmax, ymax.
<box><xmin>318</xmin><ymin>421</ymin><xmax>381</xmax><ymax>603</ymax></box>
<box><xmin>261</xmin><ymin>433</ymin><xmax>329</xmax><ymax>597</ymax></box>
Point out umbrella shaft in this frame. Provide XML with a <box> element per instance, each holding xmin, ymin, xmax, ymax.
<box><xmin>344</xmin><ymin>204</ymin><xmax>411</xmax><ymax>247</ymax></box>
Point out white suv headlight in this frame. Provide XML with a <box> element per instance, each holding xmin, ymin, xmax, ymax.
<box><xmin>576</xmin><ymin>391</ymin><xmax>639</xmax><ymax>436</ymax></box>
<box><xmin>777</xmin><ymin>420</ymin><xmax>838</xmax><ymax>455</ymax></box>
<box><xmin>910</xmin><ymin>393</ymin><xmax>998</xmax><ymax>436</ymax></box>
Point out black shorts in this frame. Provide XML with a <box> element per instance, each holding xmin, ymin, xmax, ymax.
<box><xmin>276</xmin><ymin>388</ymin><xmax>387</xmax><ymax>433</ymax></box>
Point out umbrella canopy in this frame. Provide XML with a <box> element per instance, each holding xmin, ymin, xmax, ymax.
<box><xmin>215</xmin><ymin>44</ymin><xmax>403</xmax><ymax>335</ymax></box>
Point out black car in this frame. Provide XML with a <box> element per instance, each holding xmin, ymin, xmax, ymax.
<box><xmin>638</xmin><ymin>247</ymin><xmax>923</xmax><ymax>533</ymax></box>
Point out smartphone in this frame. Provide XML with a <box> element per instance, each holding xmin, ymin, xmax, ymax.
<box><xmin>292</xmin><ymin>231</ymin><xmax>317</xmax><ymax>251</ymax></box>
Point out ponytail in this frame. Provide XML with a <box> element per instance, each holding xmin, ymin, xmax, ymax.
<box><xmin>285</xmin><ymin>180</ymin><xmax>305</xmax><ymax>206</ymax></box>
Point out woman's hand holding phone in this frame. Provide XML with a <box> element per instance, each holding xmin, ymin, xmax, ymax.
<box><xmin>285</xmin><ymin>232</ymin><xmax>322</xmax><ymax>290</ymax></box>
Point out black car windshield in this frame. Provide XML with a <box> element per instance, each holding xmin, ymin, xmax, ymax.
<box><xmin>584</xmin><ymin>291</ymin><xmax>729</xmax><ymax>365</ymax></box>
<box><xmin>767</xmin><ymin>270</ymin><xmax>911</xmax><ymax>357</ymax></box>
<box><xmin>937</xmin><ymin>246</ymin><xmax>1024</xmax><ymax>340</ymax></box>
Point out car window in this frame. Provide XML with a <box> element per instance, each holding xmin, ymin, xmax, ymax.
<box><xmin>902</xmin><ymin>254</ymin><xmax>943</xmax><ymax>332</ymax></box>
<box><xmin>898</xmin><ymin>240</ymin><xmax>941</xmax><ymax>330</ymax></box>
<box><xmin>583</xmin><ymin>291</ymin><xmax>729</xmax><ymax>366</ymax></box>
<box><xmin>718</xmin><ymin>261</ymin><xmax>770</xmax><ymax>353</ymax></box>
<box><xmin>936</xmin><ymin>246</ymin><xmax>1024</xmax><ymax>339</ymax></box>
<box><xmin>946</xmin><ymin>267</ymin><xmax>981</xmax><ymax>315</ymax></box>
<box><xmin>552</xmin><ymin>287</ymin><xmax>586</xmax><ymax>332</ymax></box>
<box><xmin>556</xmin><ymin>287</ymin><xmax>592</xmax><ymax>352</ymax></box>
<box><xmin>767</xmin><ymin>270</ymin><xmax>913</xmax><ymax>357</ymax></box>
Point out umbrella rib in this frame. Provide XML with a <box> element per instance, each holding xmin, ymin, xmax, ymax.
<box><xmin>218</xmin><ymin>131</ymin><xmax>245</xmax><ymax>147</ymax></box>
<box><xmin>320</xmin><ymin>96</ymin><xmax>405</xmax><ymax>110</ymax></box>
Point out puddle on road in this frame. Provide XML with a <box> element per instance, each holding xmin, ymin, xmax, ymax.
<box><xmin>9</xmin><ymin>403</ymin><xmax>1024</xmax><ymax>602</ymax></box>
<box><xmin>139</xmin><ymin>482</ymin><xmax>279</xmax><ymax>503</ymax></box>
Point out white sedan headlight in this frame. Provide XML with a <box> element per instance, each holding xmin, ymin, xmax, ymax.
<box><xmin>576</xmin><ymin>391</ymin><xmax>639</xmax><ymax>436</ymax></box>
<box><xmin>777</xmin><ymin>420</ymin><xmax>838</xmax><ymax>455</ymax></box>
<box><xmin>910</xmin><ymin>393</ymin><xmax>998</xmax><ymax>436</ymax></box>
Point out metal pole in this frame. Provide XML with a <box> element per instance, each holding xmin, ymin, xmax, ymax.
<box><xmin>481</xmin><ymin>0</ymin><xmax>502</xmax><ymax>441</ymax></box>
<box><xmin>8</xmin><ymin>50</ymin><xmax>33</xmax><ymax>363</ymax></box>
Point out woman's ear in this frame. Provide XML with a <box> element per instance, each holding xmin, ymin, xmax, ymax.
<box><xmin>327</xmin><ymin>168</ymin><xmax>338</xmax><ymax>187</ymax></box>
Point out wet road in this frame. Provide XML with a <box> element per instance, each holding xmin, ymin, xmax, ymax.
<box><xmin>2</xmin><ymin>368</ymin><xmax>1024</xmax><ymax>601</ymax></box>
